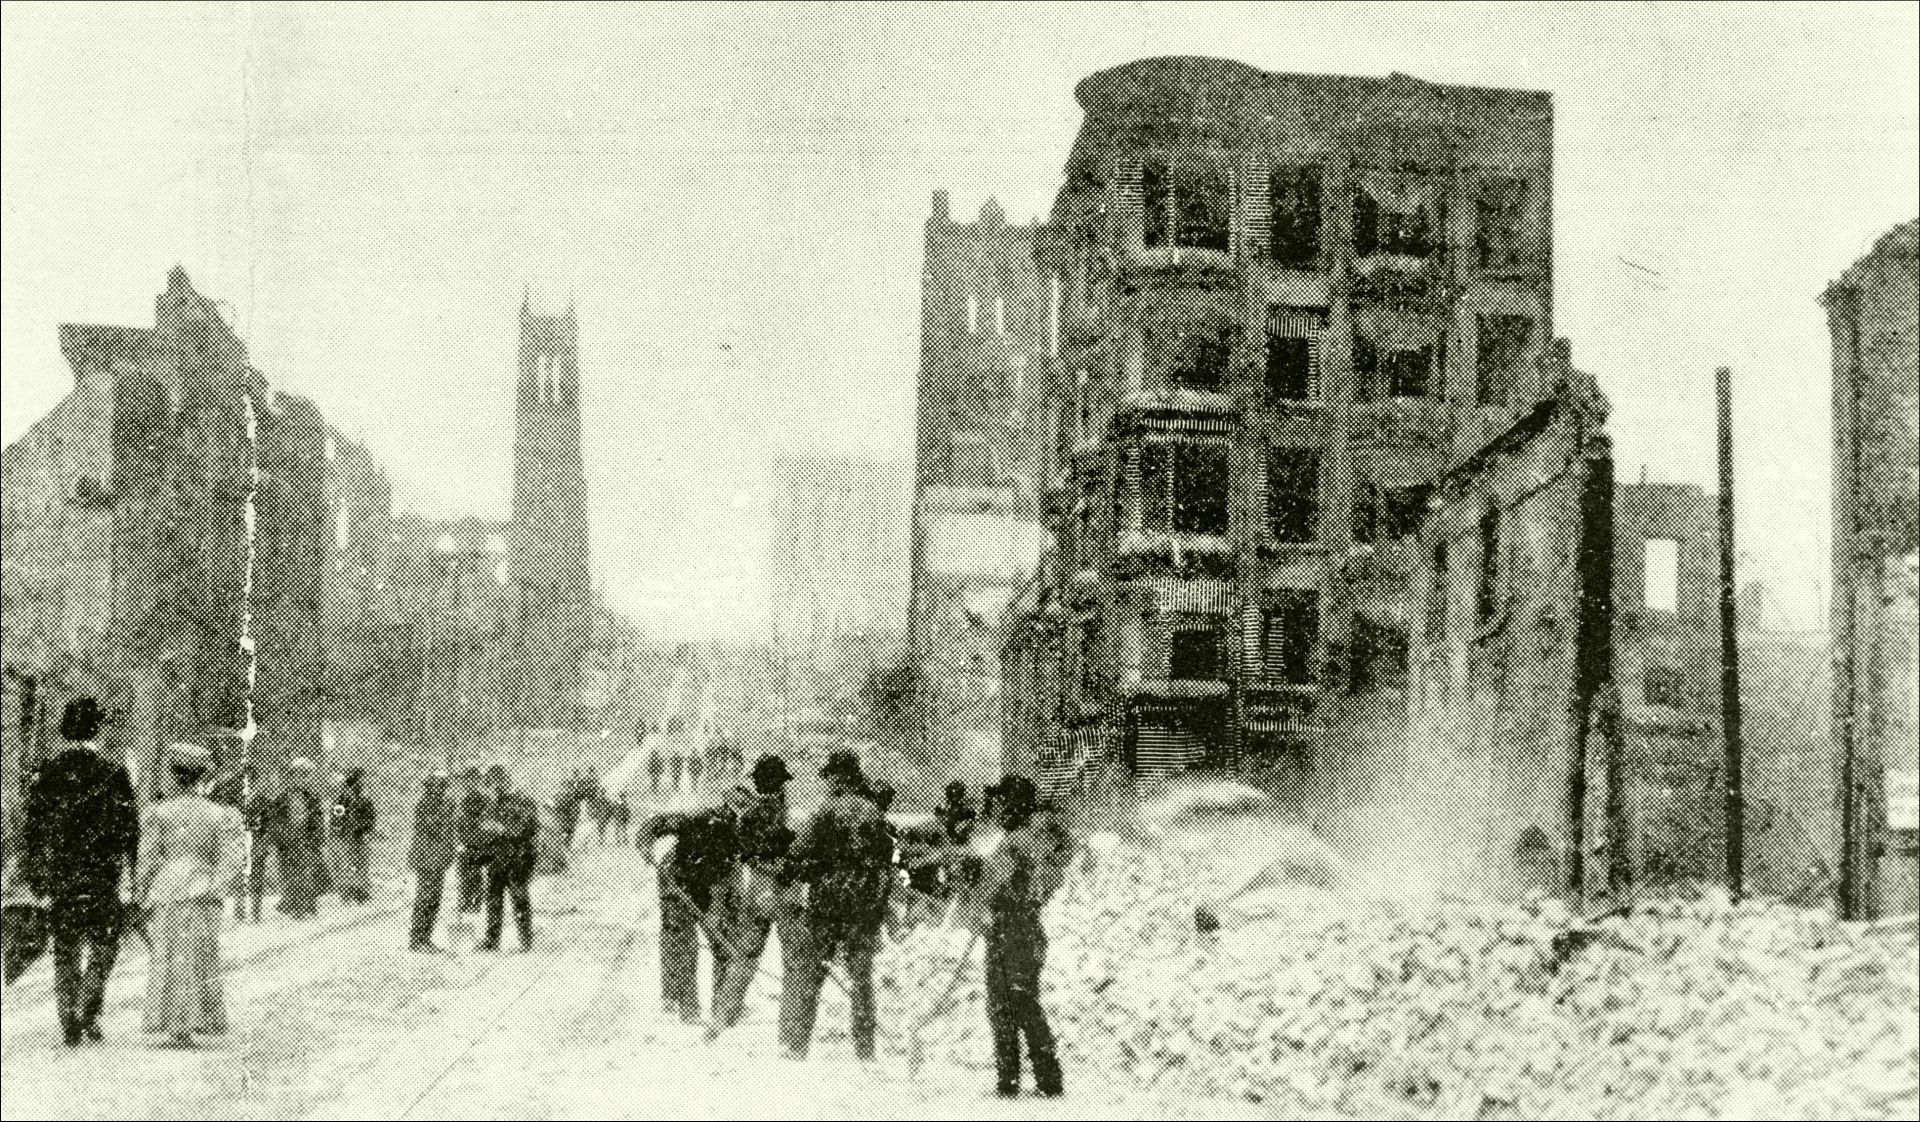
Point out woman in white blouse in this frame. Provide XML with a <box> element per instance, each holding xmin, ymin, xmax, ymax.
<box><xmin>136</xmin><ymin>744</ymin><xmax>245</xmax><ymax>1049</ymax></box>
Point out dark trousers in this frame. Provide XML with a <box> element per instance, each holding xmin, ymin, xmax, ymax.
<box><xmin>275</xmin><ymin>840</ymin><xmax>320</xmax><ymax>916</ymax></box>
<box><xmin>482</xmin><ymin>856</ymin><xmax>533</xmax><ymax>950</ymax></box>
<box><xmin>237</xmin><ymin>836</ymin><xmax>269</xmax><ymax>922</ymax></box>
<box><xmin>50</xmin><ymin>895</ymin><xmax>121</xmax><ymax>1038</ymax></box>
<box><xmin>457</xmin><ymin>852</ymin><xmax>487</xmax><ymax>913</ymax></box>
<box><xmin>778</xmin><ymin>923</ymin><xmax>877</xmax><ymax>1060</ymax></box>
<box><xmin>658</xmin><ymin>880</ymin><xmax>730</xmax><ymax>1020</ymax></box>
<box><xmin>410</xmin><ymin>867</ymin><xmax>449</xmax><ymax>946</ymax></box>
<box><xmin>712</xmin><ymin>876</ymin><xmax>803</xmax><ymax>1031</ymax></box>
<box><xmin>985</xmin><ymin>916</ymin><xmax>1062</xmax><ymax>1095</ymax></box>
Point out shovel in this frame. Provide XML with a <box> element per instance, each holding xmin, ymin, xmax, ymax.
<box><xmin>907</xmin><ymin>927</ymin><xmax>979</xmax><ymax>1076</ymax></box>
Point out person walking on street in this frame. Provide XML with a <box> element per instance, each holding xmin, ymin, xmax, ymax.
<box><xmin>476</xmin><ymin>765</ymin><xmax>539</xmax><ymax>952</ymax></box>
<box><xmin>407</xmin><ymin>770</ymin><xmax>459</xmax><ymax>952</ymax></box>
<box><xmin>707</xmin><ymin>755</ymin><xmax>799</xmax><ymax>1040</ymax></box>
<box><xmin>227</xmin><ymin>768</ymin><xmax>272</xmax><ymax>924</ymax></box>
<box><xmin>642</xmin><ymin>790</ymin><xmax>744</xmax><ymax>1023</ymax></box>
<box><xmin>271</xmin><ymin>760</ymin><xmax>325</xmax><ymax>917</ymax></box>
<box><xmin>647</xmin><ymin>748</ymin><xmax>663</xmax><ymax>797</ymax></box>
<box><xmin>778</xmin><ymin>750</ymin><xmax>893</xmax><ymax>1062</ymax></box>
<box><xmin>19</xmin><ymin>698</ymin><xmax>141</xmax><ymax>1047</ymax></box>
<box><xmin>972</xmin><ymin>776</ymin><xmax>1071</xmax><ymax>1099</ymax></box>
<box><xmin>136</xmin><ymin>744</ymin><xmax>245</xmax><ymax>1050</ymax></box>
<box><xmin>331</xmin><ymin>768</ymin><xmax>376</xmax><ymax>904</ymax></box>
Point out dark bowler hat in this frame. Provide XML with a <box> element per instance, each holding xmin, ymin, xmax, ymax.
<box><xmin>58</xmin><ymin>698</ymin><xmax>103</xmax><ymax>742</ymax></box>
<box><xmin>820</xmin><ymin>749</ymin><xmax>864</xmax><ymax>784</ymax></box>
<box><xmin>995</xmin><ymin>775</ymin><xmax>1038</xmax><ymax>815</ymax></box>
<box><xmin>750</xmin><ymin>753</ymin><xmax>793</xmax><ymax>792</ymax></box>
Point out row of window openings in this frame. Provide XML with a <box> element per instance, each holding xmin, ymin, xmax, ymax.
<box><xmin>1140</xmin><ymin>160</ymin><xmax>1535</xmax><ymax>269</ymax></box>
<box><xmin>1157</xmin><ymin>312</ymin><xmax>1533</xmax><ymax>406</ymax></box>
<box><xmin>964</xmin><ymin>295</ymin><xmax>1011</xmax><ymax>336</ymax></box>
<box><xmin>1126</xmin><ymin>442</ymin><xmax>1426</xmax><ymax>544</ymax></box>
<box><xmin>1162</xmin><ymin>601</ymin><xmax>1410</xmax><ymax>690</ymax></box>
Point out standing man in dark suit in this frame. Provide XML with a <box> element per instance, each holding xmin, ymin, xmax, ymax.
<box><xmin>407</xmin><ymin>770</ymin><xmax>458</xmax><ymax>952</ymax></box>
<box><xmin>475</xmin><ymin>765</ymin><xmax>540</xmax><ymax>952</ymax></box>
<box><xmin>19</xmin><ymin>698</ymin><xmax>141</xmax><ymax>1047</ymax></box>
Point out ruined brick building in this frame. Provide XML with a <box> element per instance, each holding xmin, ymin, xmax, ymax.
<box><xmin>908</xmin><ymin>194</ymin><xmax>1050</xmax><ymax>779</ymax></box>
<box><xmin>999</xmin><ymin>58</ymin><xmax>1554</xmax><ymax>799</ymax></box>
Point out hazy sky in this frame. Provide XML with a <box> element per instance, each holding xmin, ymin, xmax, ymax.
<box><xmin>4</xmin><ymin>2</ymin><xmax>1915</xmax><ymax>639</ymax></box>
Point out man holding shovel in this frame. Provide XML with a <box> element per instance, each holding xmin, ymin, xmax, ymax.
<box><xmin>706</xmin><ymin>755</ymin><xmax>799</xmax><ymax>1041</ymax></box>
<box><xmin>970</xmin><ymin>776</ymin><xmax>1066</xmax><ymax>1099</ymax></box>
<box><xmin>641</xmin><ymin>789</ymin><xmax>744</xmax><ymax>1023</ymax></box>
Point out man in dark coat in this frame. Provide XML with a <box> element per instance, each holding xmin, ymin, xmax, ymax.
<box><xmin>407</xmin><ymin>770</ymin><xmax>458</xmax><ymax>952</ymax></box>
<box><xmin>778</xmin><ymin>750</ymin><xmax>893</xmax><ymax>1061</ymax></box>
<box><xmin>707</xmin><ymin>755</ymin><xmax>799</xmax><ymax>1040</ymax></box>
<box><xmin>271</xmin><ymin>759</ymin><xmax>325</xmax><ymax>917</ymax></box>
<box><xmin>19</xmin><ymin>698</ymin><xmax>140</xmax><ymax>1047</ymax></box>
<box><xmin>475</xmin><ymin>765</ymin><xmax>540</xmax><ymax>952</ymax></box>
<box><xmin>454</xmin><ymin>763</ymin><xmax>488</xmax><ymax>914</ymax></box>
<box><xmin>973</xmin><ymin>776</ymin><xmax>1070</xmax><ymax>1098</ymax></box>
<box><xmin>937</xmin><ymin>780</ymin><xmax>977</xmax><ymax>845</ymax></box>
<box><xmin>332</xmin><ymin>768</ymin><xmax>377</xmax><ymax>904</ymax></box>
<box><xmin>642</xmin><ymin>791</ymin><xmax>744</xmax><ymax>1023</ymax></box>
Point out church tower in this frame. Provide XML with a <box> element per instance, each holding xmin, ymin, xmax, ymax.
<box><xmin>509</xmin><ymin>294</ymin><xmax>592</xmax><ymax>728</ymax></box>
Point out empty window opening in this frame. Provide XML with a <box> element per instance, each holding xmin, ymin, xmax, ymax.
<box><xmin>1266</xmin><ymin>305</ymin><xmax>1325</xmax><ymax>401</ymax></box>
<box><xmin>1271</xmin><ymin>166</ymin><xmax>1322</xmax><ymax>267</ymax></box>
<box><xmin>1263</xmin><ymin>590</ymin><xmax>1320</xmax><ymax>685</ymax></box>
<box><xmin>1350</xmin><ymin>615</ymin><xmax>1410</xmax><ymax>692</ymax></box>
<box><xmin>1269</xmin><ymin>447</ymin><xmax>1322</xmax><ymax>543</ymax></box>
<box><xmin>1353</xmin><ymin>334</ymin><xmax>1435</xmax><ymax>401</ymax></box>
<box><xmin>1143</xmin><ymin>158</ymin><xmax>1229</xmax><ymax>251</ymax></box>
<box><xmin>1140</xmin><ymin>441</ymin><xmax>1229</xmax><ymax>536</ymax></box>
<box><xmin>1353</xmin><ymin>175</ymin><xmax>1439</xmax><ymax>258</ymax></box>
<box><xmin>1477</xmin><ymin>507</ymin><xmax>1502</xmax><ymax>624</ymax></box>
<box><xmin>1168</xmin><ymin>627</ymin><xmax>1223</xmax><ymax>681</ymax></box>
<box><xmin>1382</xmin><ymin>485</ymin><xmax>1431</xmax><ymax>539</ymax></box>
<box><xmin>1476</xmin><ymin>314</ymin><xmax>1533</xmax><ymax>406</ymax></box>
<box><xmin>1353</xmin><ymin>482</ymin><xmax>1381</xmax><ymax>544</ymax></box>
<box><xmin>1644</xmin><ymin>538</ymin><xmax>1679</xmax><ymax>613</ymax></box>
<box><xmin>1476</xmin><ymin>177</ymin><xmax>1532</xmax><ymax>268</ymax></box>
<box><xmin>1168</xmin><ymin>329</ymin><xmax>1232</xmax><ymax>391</ymax></box>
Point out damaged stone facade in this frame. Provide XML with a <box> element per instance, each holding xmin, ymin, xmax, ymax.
<box><xmin>1001</xmin><ymin>58</ymin><xmax>1554</xmax><ymax>801</ymax></box>
<box><xmin>1826</xmin><ymin>219</ymin><xmax>1919</xmax><ymax>917</ymax></box>
<box><xmin>910</xmin><ymin>193</ymin><xmax>1049</xmax><ymax>778</ymax></box>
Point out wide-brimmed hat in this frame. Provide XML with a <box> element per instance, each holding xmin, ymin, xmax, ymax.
<box><xmin>750</xmin><ymin>753</ymin><xmax>793</xmax><ymax>792</ymax></box>
<box><xmin>819</xmin><ymin>749</ymin><xmax>863</xmax><ymax>784</ymax></box>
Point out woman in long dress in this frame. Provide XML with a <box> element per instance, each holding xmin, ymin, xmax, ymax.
<box><xmin>137</xmin><ymin>744</ymin><xmax>245</xmax><ymax>1049</ymax></box>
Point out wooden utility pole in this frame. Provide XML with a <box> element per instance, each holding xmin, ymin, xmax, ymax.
<box><xmin>1716</xmin><ymin>367</ymin><xmax>1747</xmax><ymax>899</ymax></box>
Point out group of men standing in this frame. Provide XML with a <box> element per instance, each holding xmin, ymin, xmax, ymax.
<box><xmin>223</xmin><ymin>761</ymin><xmax>377</xmax><ymax>922</ymax></box>
<box><xmin>405</xmin><ymin>764</ymin><xmax>541</xmax><ymax>953</ymax></box>
<box><xmin>641</xmin><ymin>748</ymin><xmax>1072</xmax><ymax>1098</ymax></box>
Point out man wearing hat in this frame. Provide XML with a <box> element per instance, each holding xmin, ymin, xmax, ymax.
<box><xmin>19</xmin><ymin>698</ymin><xmax>141</xmax><ymax>1046</ymax></box>
<box><xmin>269</xmin><ymin>759</ymin><xmax>325</xmax><ymax>918</ymax></box>
<box><xmin>972</xmin><ymin>775</ymin><xmax>1072</xmax><ymax>1098</ymax></box>
<box><xmin>407</xmin><ymin>770</ymin><xmax>459</xmax><ymax>952</ymax></box>
<box><xmin>475</xmin><ymin>765</ymin><xmax>540</xmax><ymax>952</ymax></box>
<box><xmin>777</xmin><ymin>749</ymin><xmax>893</xmax><ymax>1061</ymax></box>
<box><xmin>706</xmin><ymin>754</ymin><xmax>800</xmax><ymax>1039</ymax></box>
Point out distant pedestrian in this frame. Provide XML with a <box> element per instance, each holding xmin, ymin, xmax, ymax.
<box><xmin>612</xmin><ymin>792</ymin><xmax>632</xmax><ymax>845</ymax></box>
<box><xmin>19</xmin><ymin>698</ymin><xmax>140</xmax><ymax>1047</ymax></box>
<box><xmin>779</xmin><ymin>750</ymin><xmax>893</xmax><ymax>1061</ymax></box>
<box><xmin>642</xmin><ymin>792</ymin><xmax>744</xmax><ymax>1023</ymax></box>
<box><xmin>687</xmin><ymin>749</ymin><xmax>705</xmax><ymax>792</ymax></box>
<box><xmin>647</xmin><ymin>749</ymin><xmax>664</xmax><ymax>796</ymax></box>
<box><xmin>475</xmin><ymin>765</ymin><xmax>539</xmax><ymax>952</ymax></box>
<box><xmin>407</xmin><ymin>771</ymin><xmax>459</xmax><ymax>952</ymax></box>
<box><xmin>136</xmin><ymin>744</ymin><xmax>245</xmax><ymax>1049</ymax></box>
<box><xmin>707</xmin><ymin>755</ymin><xmax>799</xmax><ymax>1040</ymax></box>
<box><xmin>331</xmin><ymin>768</ymin><xmax>376</xmax><ymax>904</ymax></box>
<box><xmin>270</xmin><ymin>760</ymin><xmax>325</xmax><ymax>917</ymax></box>
<box><xmin>670</xmin><ymin>754</ymin><xmax>685</xmax><ymax>794</ymax></box>
<box><xmin>972</xmin><ymin>776</ymin><xmax>1070</xmax><ymax>1098</ymax></box>
<box><xmin>232</xmin><ymin>768</ymin><xmax>273</xmax><ymax>924</ymax></box>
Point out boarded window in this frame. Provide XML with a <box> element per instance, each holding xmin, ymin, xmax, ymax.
<box><xmin>1350</xmin><ymin>615</ymin><xmax>1410</xmax><ymax>692</ymax></box>
<box><xmin>1477</xmin><ymin>508</ymin><xmax>1502</xmax><ymax>624</ymax></box>
<box><xmin>1476</xmin><ymin>314</ymin><xmax>1532</xmax><ymax>406</ymax></box>
<box><xmin>1263</xmin><ymin>590</ymin><xmax>1320</xmax><ymax>685</ymax></box>
<box><xmin>1476</xmin><ymin>177</ymin><xmax>1532</xmax><ymax>267</ymax></box>
<box><xmin>1644</xmin><ymin>664</ymin><xmax>1688</xmax><ymax>708</ymax></box>
<box><xmin>1271</xmin><ymin>166</ymin><xmax>1322</xmax><ymax>267</ymax></box>
<box><xmin>1644</xmin><ymin>538</ymin><xmax>1679</xmax><ymax>612</ymax></box>
<box><xmin>1169</xmin><ymin>329</ymin><xmax>1231</xmax><ymax>391</ymax></box>
<box><xmin>1168</xmin><ymin>627</ymin><xmax>1223</xmax><ymax>680</ymax></box>
<box><xmin>1141</xmin><ymin>442</ymin><xmax>1229</xmax><ymax>535</ymax></box>
<box><xmin>1269</xmin><ymin>447</ymin><xmax>1322</xmax><ymax>543</ymax></box>
<box><xmin>1266</xmin><ymin>305</ymin><xmax>1325</xmax><ymax>401</ymax></box>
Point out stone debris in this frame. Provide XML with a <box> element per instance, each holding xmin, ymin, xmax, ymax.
<box><xmin>816</xmin><ymin>840</ymin><xmax>1918</xmax><ymax>1120</ymax></box>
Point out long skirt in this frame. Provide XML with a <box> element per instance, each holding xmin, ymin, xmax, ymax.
<box><xmin>144</xmin><ymin>898</ymin><xmax>227</xmax><ymax>1037</ymax></box>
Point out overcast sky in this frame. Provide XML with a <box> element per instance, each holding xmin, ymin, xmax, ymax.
<box><xmin>4</xmin><ymin>2</ymin><xmax>1915</xmax><ymax>640</ymax></box>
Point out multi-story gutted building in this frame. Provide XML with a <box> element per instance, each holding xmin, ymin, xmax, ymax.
<box><xmin>1826</xmin><ymin>219</ymin><xmax>1919</xmax><ymax>917</ymax></box>
<box><xmin>769</xmin><ymin>455</ymin><xmax>912</xmax><ymax>704</ymax></box>
<box><xmin>1002</xmin><ymin>59</ymin><xmax>1553</xmax><ymax>798</ymax></box>
<box><xmin>910</xmin><ymin>194</ymin><xmax>1050</xmax><ymax>769</ymax></box>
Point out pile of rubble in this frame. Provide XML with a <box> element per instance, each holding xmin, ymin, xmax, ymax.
<box><xmin>833</xmin><ymin>838</ymin><xmax>1918</xmax><ymax>1120</ymax></box>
